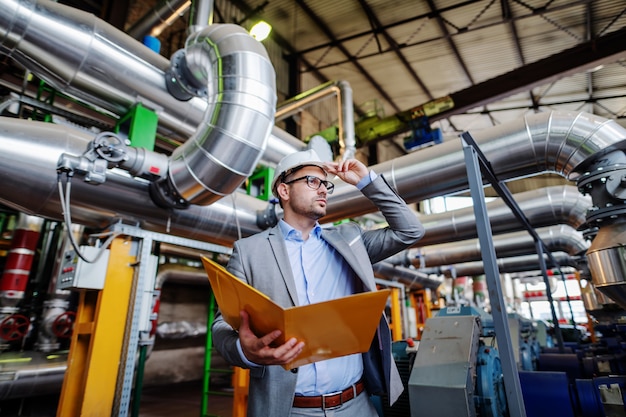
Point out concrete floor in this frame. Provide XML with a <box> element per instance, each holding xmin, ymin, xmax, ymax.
<box><xmin>139</xmin><ymin>380</ymin><xmax>234</xmax><ymax>417</ymax></box>
<box><xmin>0</xmin><ymin>381</ymin><xmax>233</xmax><ymax>417</ymax></box>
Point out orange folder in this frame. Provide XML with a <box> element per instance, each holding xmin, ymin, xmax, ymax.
<box><xmin>201</xmin><ymin>256</ymin><xmax>391</xmax><ymax>369</ymax></box>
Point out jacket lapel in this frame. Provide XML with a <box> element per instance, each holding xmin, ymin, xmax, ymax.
<box><xmin>321</xmin><ymin>228</ymin><xmax>375</xmax><ymax>291</ymax></box>
<box><xmin>267</xmin><ymin>226</ymin><xmax>300</xmax><ymax>306</ymax></box>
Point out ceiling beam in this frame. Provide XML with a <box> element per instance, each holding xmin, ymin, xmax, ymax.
<box><xmin>356</xmin><ymin>0</ymin><xmax>434</xmax><ymax>100</ymax></box>
<box><xmin>294</xmin><ymin>0</ymin><xmax>401</xmax><ymax>113</ymax></box>
<box><xmin>430</xmin><ymin>26</ymin><xmax>626</xmax><ymax>121</ymax></box>
<box><xmin>425</xmin><ymin>0</ymin><xmax>474</xmax><ymax>85</ymax></box>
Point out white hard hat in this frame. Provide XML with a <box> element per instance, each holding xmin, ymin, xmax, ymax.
<box><xmin>271</xmin><ymin>149</ymin><xmax>327</xmax><ymax>198</ymax></box>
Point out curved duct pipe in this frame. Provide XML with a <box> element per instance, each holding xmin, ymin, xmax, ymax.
<box><xmin>0</xmin><ymin>0</ymin><xmax>296</xmax><ymax>165</ymax></box>
<box><xmin>127</xmin><ymin>0</ymin><xmax>191</xmax><ymax>39</ymax></box>
<box><xmin>275</xmin><ymin>80</ymin><xmax>356</xmax><ymax>160</ymax></box>
<box><xmin>400</xmin><ymin>225</ymin><xmax>589</xmax><ymax>269</ymax></box>
<box><xmin>417</xmin><ymin>185</ymin><xmax>590</xmax><ymax>246</ymax></box>
<box><xmin>152</xmin><ymin>24</ymin><xmax>277</xmax><ymax>207</ymax></box>
<box><xmin>420</xmin><ymin>252</ymin><xmax>584</xmax><ymax>278</ymax></box>
<box><xmin>323</xmin><ymin>111</ymin><xmax>626</xmax><ymax>222</ymax></box>
<box><xmin>372</xmin><ymin>262</ymin><xmax>443</xmax><ymax>291</ymax></box>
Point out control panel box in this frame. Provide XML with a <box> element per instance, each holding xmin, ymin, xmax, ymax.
<box><xmin>57</xmin><ymin>246</ymin><xmax>110</xmax><ymax>290</ymax></box>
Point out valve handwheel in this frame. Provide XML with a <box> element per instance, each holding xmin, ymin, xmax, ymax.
<box><xmin>0</xmin><ymin>314</ymin><xmax>30</xmax><ymax>341</ymax></box>
<box><xmin>52</xmin><ymin>311</ymin><xmax>76</xmax><ymax>338</ymax></box>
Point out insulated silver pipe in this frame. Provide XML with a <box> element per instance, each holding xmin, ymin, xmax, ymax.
<box><xmin>405</xmin><ymin>225</ymin><xmax>589</xmax><ymax>268</ymax></box>
<box><xmin>420</xmin><ymin>252</ymin><xmax>583</xmax><ymax>278</ymax></box>
<box><xmin>373</xmin><ymin>262</ymin><xmax>443</xmax><ymax>291</ymax></box>
<box><xmin>0</xmin><ymin>0</ymin><xmax>191</xmax><ymax>139</ymax></box>
<box><xmin>417</xmin><ymin>185</ymin><xmax>590</xmax><ymax>246</ymax></box>
<box><xmin>324</xmin><ymin>111</ymin><xmax>626</xmax><ymax>222</ymax></box>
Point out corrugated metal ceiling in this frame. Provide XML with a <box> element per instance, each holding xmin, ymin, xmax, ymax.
<box><xmin>243</xmin><ymin>0</ymin><xmax>625</xmax><ymax>136</ymax></box>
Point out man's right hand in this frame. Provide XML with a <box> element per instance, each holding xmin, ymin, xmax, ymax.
<box><xmin>238</xmin><ymin>310</ymin><xmax>305</xmax><ymax>366</ymax></box>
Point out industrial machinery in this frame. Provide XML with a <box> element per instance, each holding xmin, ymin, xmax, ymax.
<box><xmin>403</xmin><ymin>306</ymin><xmax>626</xmax><ymax>417</ymax></box>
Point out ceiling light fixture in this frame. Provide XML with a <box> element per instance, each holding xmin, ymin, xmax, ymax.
<box><xmin>250</xmin><ymin>21</ymin><xmax>272</xmax><ymax>41</ymax></box>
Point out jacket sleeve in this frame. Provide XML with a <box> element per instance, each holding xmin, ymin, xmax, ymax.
<box><xmin>360</xmin><ymin>174</ymin><xmax>425</xmax><ymax>263</ymax></box>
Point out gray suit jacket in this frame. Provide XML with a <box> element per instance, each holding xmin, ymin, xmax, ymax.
<box><xmin>211</xmin><ymin>175</ymin><xmax>424</xmax><ymax>417</ymax></box>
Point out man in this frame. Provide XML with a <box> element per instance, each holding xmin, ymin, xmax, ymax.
<box><xmin>212</xmin><ymin>149</ymin><xmax>424</xmax><ymax>416</ymax></box>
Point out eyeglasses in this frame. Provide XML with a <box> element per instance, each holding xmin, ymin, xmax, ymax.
<box><xmin>283</xmin><ymin>175</ymin><xmax>335</xmax><ymax>194</ymax></box>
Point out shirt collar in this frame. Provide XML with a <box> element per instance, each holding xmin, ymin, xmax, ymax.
<box><xmin>279</xmin><ymin>219</ymin><xmax>322</xmax><ymax>241</ymax></box>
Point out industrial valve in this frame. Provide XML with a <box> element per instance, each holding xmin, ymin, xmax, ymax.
<box><xmin>57</xmin><ymin>131</ymin><xmax>168</xmax><ymax>184</ymax></box>
<box><xmin>0</xmin><ymin>313</ymin><xmax>30</xmax><ymax>342</ymax></box>
<box><xmin>51</xmin><ymin>311</ymin><xmax>76</xmax><ymax>339</ymax></box>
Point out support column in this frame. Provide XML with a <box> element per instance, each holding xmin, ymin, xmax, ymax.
<box><xmin>57</xmin><ymin>236</ymin><xmax>137</xmax><ymax>416</ymax></box>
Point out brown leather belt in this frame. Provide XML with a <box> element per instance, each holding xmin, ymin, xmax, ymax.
<box><xmin>292</xmin><ymin>380</ymin><xmax>365</xmax><ymax>409</ymax></box>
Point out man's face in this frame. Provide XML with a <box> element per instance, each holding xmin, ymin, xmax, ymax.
<box><xmin>280</xmin><ymin>166</ymin><xmax>330</xmax><ymax>220</ymax></box>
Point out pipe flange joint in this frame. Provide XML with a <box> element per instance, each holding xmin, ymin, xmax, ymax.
<box><xmin>584</xmin><ymin>205</ymin><xmax>626</xmax><ymax>226</ymax></box>
<box><xmin>577</xmin><ymin>165</ymin><xmax>626</xmax><ymax>193</ymax></box>
<box><xmin>148</xmin><ymin>178</ymin><xmax>189</xmax><ymax>209</ymax></box>
<box><xmin>256</xmin><ymin>199</ymin><xmax>278</xmax><ymax>229</ymax></box>
<box><xmin>165</xmin><ymin>49</ymin><xmax>207</xmax><ymax>101</ymax></box>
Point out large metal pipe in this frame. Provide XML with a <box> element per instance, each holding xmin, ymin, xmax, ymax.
<box><xmin>373</xmin><ymin>262</ymin><xmax>443</xmax><ymax>291</ymax></box>
<box><xmin>417</xmin><ymin>185</ymin><xmax>590</xmax><ymax>246</ymax></box>
<box><xmin>0</xmin><ymin>0</ymin><xmax>190</xmax><ymax>139</ymax></box>
<box><xmin>324</xmin><ymin>111</ymin><xmax>626</xmax><ymax>222</ymax></box>
<box><xmin>420</xmin><ymin>252</ymin><xmax>584</xmax><ymax>278</ymax></box>
<box><xmin>404</xmin><ymin>225</ymin><xmax>589</xmax><ymax>268</ymax></box>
